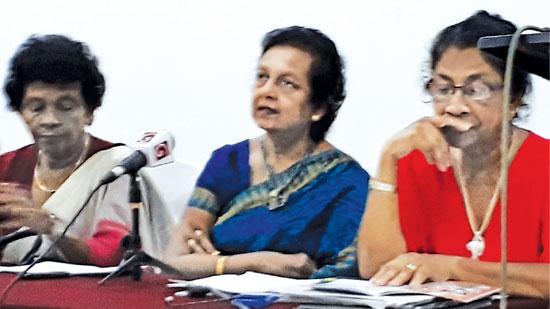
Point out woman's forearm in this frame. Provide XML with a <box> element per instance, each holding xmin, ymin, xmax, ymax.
<box><xmin>358</xmin><ymin>151</ymin><xmax>406</xmax><ymax>278</ymax></box>
<box><xmin>56</xmin><ymin>236</ymin><xmax>91</xmax><ymax>265</ymax></box>
<box><xmin>165</xmin><ymin>253</ymin><xmax>221</xmax><ymax>280</ymax></box>
<box><xmin>165</xmin><ymin>252</ymin><xmax>260</xmax><ymax>280</ymax></box>
<box><xmin>166</xmin><ymin>251</ymin><xmax>316</xmax><ymax>280</ymax></box>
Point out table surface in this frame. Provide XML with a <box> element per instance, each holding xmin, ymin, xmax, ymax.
<box><xmin>0</xmin><ymin>272</ymin><xmax>547</xmax><ymax>308</ymax></box>
<box><xmin>0</xmin><ymin>272</ymin><xmax>293</xmax><ymax>309</ymax></box>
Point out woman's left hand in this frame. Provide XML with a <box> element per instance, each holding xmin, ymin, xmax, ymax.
<box><xmin>371</xmin><ymin>252</ymin><xmax>460</xmax><ymax>287</ymax></box>
<box><xmin>0</xmin><ymin>182</ymin><xmax>54</xmax><ymax>235</ymax></box>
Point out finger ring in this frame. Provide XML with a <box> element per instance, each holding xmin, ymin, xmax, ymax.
<box><xmin>405</xmin><ymin>263</ymin><xmax>418</xmax><ymax>271</ymax></box>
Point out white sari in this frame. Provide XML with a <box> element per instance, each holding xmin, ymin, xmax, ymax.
<box><xmin>2</xmin><ymin>146</ymin><xmax>174</xmax><ymax>264</ymax></box>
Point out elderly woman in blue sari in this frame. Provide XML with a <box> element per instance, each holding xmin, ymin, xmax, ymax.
<box><xmin>165</xmin><ymin>26</ymin><xmax>369</xmax><ymax>279</ymax></box>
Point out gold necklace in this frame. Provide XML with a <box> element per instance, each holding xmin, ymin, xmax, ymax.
<box><xmin>33</xmin><ymin>134</ymin><xmax>90</xmax><ymax>193</ymax></box>
<box><xmin>455</xmin><ymin>131</ymin><xmax>520</xmax><ymax>260</ymax></box>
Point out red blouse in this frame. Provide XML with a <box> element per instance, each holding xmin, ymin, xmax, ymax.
<box><xmin>397</xmin><ymin>132</ymin><xmax>549</xmax><ymax>263</ymax></box>
<box><xmin>0</xmin><ymin>136</ymin><xmax>129</xmax><ymax>266</ymax></box>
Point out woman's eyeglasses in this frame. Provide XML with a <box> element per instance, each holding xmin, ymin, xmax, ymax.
<box><xmin>426</xmin><ymin>79</ymin><xmax>503</xmax><ymax>103</ymax></box>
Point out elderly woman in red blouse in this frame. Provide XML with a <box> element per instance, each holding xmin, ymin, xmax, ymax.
<box><xmin>357</xmin><ymin>11</ymin><xmax>549</xmax><ymax>297</ymax></box>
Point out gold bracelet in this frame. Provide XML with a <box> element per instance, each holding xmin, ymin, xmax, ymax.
<box><xmin>215</xmin><ymin>256</ymin><xmax>228</xmax><ymax>275</ymax></box>
<box><xmin>368</xmin><ymin>179</ymin><xmax>396</xmax><ymax>193</ymax></box>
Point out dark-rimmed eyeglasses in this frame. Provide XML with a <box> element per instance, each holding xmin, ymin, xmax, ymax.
<box><xmin>425</xmin><ymin>79</ymin><xmax>503</xmax><ymax>103</ymax></box>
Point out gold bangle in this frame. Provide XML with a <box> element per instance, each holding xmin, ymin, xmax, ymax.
<box><xmin>368</xmin><ymin>179</ymin><xmax>396</xmax><ymax>193</ymax></box>
<box><xmin>215</xmin><ymin>256</ymin><xmax>227</xmax><ymax>275</ymax></box>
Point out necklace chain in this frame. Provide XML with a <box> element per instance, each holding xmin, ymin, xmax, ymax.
<box><xmin>260</xmin><ymin>137</ymin><xmax>313</xmax><ymax>178</ymax></box>
<box><xmin>33</xmin><ymin>134</ymin><xmax>90</xmax><ymax>193</ymax></box>
<box><xmin>455</xmin><ymin>130</ymin><xmax>521</xmax><ymax>259</ymax></box>
<box><xmin>261</xmin><ymin>140</ymin><xmax>277</xmax><ymax>178</ymax></box>
<box><xmin>260</xmin><ymin>137</ymin><xmax>314</xmax><ymax>210</ymax></box>
<box><xmin>456</xmin><ymin>165</ymin><xmax>501</xmax><ymax>235</ymax></box>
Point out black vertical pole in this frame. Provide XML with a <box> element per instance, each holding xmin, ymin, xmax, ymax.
<box><xmin>128</xmin><ymin>173</ymin><xmax>142</xmax><ymax>281</ymax></box>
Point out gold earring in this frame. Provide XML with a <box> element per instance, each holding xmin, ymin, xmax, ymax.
<box><xmin>311</xmin><ymin>115</ymin><xmax>321</xmax><ymax>122</ymax></box>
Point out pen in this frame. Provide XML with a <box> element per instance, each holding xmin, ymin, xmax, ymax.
<box><xmin>173</xmin><ymin>285</ymin><xmax>279</xmax><ymax>309</ymax></box>
<box><xmin>231</xmin><ymin>294</ymin><xmax>280</xmax><ymax>309</ymax></box>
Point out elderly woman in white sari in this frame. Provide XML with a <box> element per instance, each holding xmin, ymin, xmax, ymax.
<box><xmin>0</xmin><ymin>35</ymin><xmax>172</xmax><ymax>266</ymax></box>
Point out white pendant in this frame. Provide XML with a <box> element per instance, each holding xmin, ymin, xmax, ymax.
<box><xmin>268</xmin><ymin>189</ymin><xmax>287</xmax><ymax>210</ymax></box>
<box><xmin>466</xmin><ymin>232</ymin><xmax>485</xmax><ymax>260</ymax></box>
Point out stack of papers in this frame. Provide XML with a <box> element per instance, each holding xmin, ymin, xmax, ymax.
<box><xmin>0</xmin><ymin>261</ymin><xmax>117</xmax><ymax>277</ymax></box>
<box><xmin>315</xmin><ymin>279</ymin><xmax>500</xmax><ymax>303</ymax></box>
<box><xmin>168</xmin><ymin>272</ymin><xmax>499</xmax><ymax>308</ymax></box>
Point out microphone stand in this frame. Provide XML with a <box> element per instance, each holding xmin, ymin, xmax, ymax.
<box><xmin>99</xmin><ymin>173</ymin><xmax>182</xmax><ymax>284</ymax></box>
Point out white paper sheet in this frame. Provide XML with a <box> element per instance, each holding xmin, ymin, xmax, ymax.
<box><xmin>168</xmin><ymin>271</ymin><xmax>435</xmax><ymax>308</ymax></box>
<box><xmin>168</xmin><ymin>271</ymin><xmax>320</xmax><ymax>293</ymax></box>
<box><xmin>0</xmin><ymin>261</ymin><xmax>117</xmax><ymax>276</ymax></box>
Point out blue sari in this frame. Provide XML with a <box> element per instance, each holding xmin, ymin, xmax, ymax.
<box><xmin>188</xmin><ymin>140</ymin><xmax>369</xmax><ymax>278</ymax></box>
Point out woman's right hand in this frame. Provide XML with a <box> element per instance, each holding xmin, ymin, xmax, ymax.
<box><xmin>246</xmin><ymin>251</ymin><xmax>317</xmax><ymax>278</ymax></box>
<box><xmin>0</xmin><ymin>182</ymin><xmax>54</xmax><ymax>235</ymax></box>
<box><xmin>166</xmin><ymin>223</ymin><xmax>217</xmax><ymax>257</ymax></box>
<box><xmin>165</xmin><ymin>208</ymin><xmax>217</xmax><ymax>257</ymax></box>
<box><xmin>184</xmin><ymin>228</ymin><xmax>217</xmax><ymax>254</ymax></box>
<box><xmin>383</xmin><ymin>115</ymin><xmax>472</xmax><ymax>172</ymax></box>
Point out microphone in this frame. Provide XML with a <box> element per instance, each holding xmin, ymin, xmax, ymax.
<box><xmin>0</xmin><ymin>228</ymin><xmax>36</xmax><ymax>247</ymax></box>
<box><xmin>99</xmin><ymin>131</ymin><xmax>175</xmax><ymax>185</ymax></box>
